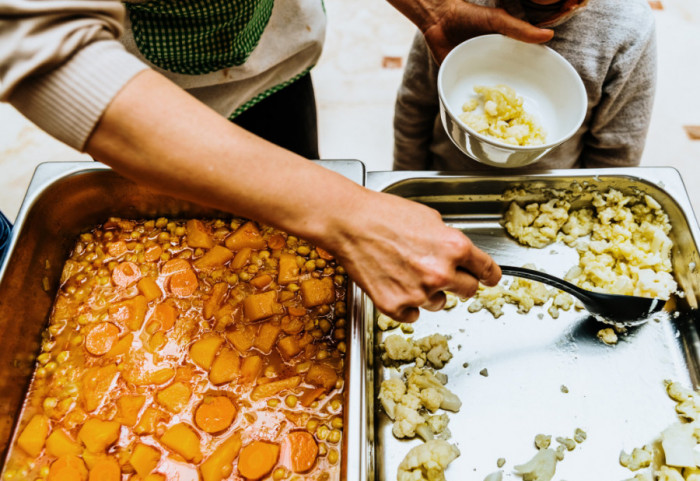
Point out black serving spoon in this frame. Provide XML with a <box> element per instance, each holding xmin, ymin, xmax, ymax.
<box><xmin>500</xmin><ymin>265</ymin><xmax>666</xmax><ymax>327</ymax></box>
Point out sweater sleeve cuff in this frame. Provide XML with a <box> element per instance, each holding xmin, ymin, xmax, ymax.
<box><xmin>9</xmin><ymin>40</ymin><xmax>149</xmax><ymax>151</ymax></box>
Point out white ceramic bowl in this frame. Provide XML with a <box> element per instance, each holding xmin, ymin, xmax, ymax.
<box><xmin>438</xmin><ymin>34</ymin><xmax>587</xmax><ymax>168</ymax></box>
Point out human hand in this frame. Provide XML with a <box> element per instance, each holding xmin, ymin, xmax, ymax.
<box><xmin>327</xmin><ymin>189</ymin><xmax>501</xmax><ymax>323</ymax></box>
<box><xmin>387</xmin><ymin>0</ymin><xmax>554</xmax><ymax>63</ymax></box>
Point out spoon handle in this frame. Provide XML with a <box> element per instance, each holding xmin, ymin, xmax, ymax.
<box><xmin>499</xmin><ymin>265</ymin><xmax>594</xmax><ymax>304</ymax></box>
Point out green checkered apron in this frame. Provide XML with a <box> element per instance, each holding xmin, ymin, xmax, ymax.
<box><xmin>126</xmin><ymin>0</ymin><xmax>274</xmax><ymax>75</ymax></box>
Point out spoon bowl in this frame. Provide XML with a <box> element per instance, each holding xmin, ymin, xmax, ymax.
<box><xmin>500</xmin><ymin>265</ymin><xmax>666</xmax><ymax>327</ymax></box>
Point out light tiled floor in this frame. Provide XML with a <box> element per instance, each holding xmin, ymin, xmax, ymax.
<box><xmin>1</xmin><ymin>0</ymin><xmax>699</xmax><ymax>223</ymax></box>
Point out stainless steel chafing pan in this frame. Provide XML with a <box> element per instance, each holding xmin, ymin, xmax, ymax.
<box><xmin>0</xmin><ymin>161</ymin><xmax>367</xmax><ymax>481</ymax></box>
<box><xmin>364</xmin><ymin>168</ymin><xmax>700</xmax><ymax>481</ymax></box>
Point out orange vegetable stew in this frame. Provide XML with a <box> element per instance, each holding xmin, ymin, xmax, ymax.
<box><xmin>5</xmin><ymin>217</ymin><xmax>348</xmax><ymax>481</ymax></box>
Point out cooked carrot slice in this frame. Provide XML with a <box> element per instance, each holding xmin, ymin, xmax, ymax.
<box><xmin>85</xmin><ymin>322</ymin><xmax>120</xmax><ymax>356</ymax></box>
<box><xmin>48</xmin><ymin>455</ymin><xmax>88</xmax><ymax>481</ymax></box>
<box><xmin>168</xmin><ymin>269</ymin><xmax>198</xmax><ymax>297</ymax></box>
<box><xmin>107</xmin><ymin>240</ymin><xmax>127</xmax><ymax>258</ymax></box>
<box><xmin>250</xmin><ymin>274</ymin><xmax>273</xmax><ymax>290</ymax></box>
<box><xmin>230</xmin><ymin>247</ymin><xmax>252</xmax><ymax>270</ymax></box>
<box><xmin>144</xmin><ymin>244</ymin><xmax>162</xmax><ymax>262</ymax></box>
<box><xmin>299</xmin><ymin>387</ymin><xmax>325</xmax><ymax>407</ymax></box>
<box><xmin>267</xmin><ymin>234</ymin><xmax>286</xmax><ymax>250</ymax></box>
<box><xmin>112</xmin><ymin>261</ymin><xmax>142</xmax><ymax>287</ymax></box>
<box><xmin>288</xmin><ymin>431</ymin><xmax>318</xmax><ymax>473</ymax></box>
<box><xmin>194</xmin><ymin>396</ymin><xmax>237</xmax><ymax>433</ymax></box>
<box><xmin>161</xmin><ymin>258</ymin><xmax>191</xmax><ymax>276</ymax></box>
<box><xmin>238</xmin><ymin>440</ymin><xmax>279</xmax><ymax>480</ymax></box>
<box><xmin>316</xmin><ymin>247</ymin><xmax>334</xmax><ymax>260</ymax></box>
<box><xmin>88</xmin><ymin>455</ymin><xmax>120</xmax><ymax>481</ymax></box>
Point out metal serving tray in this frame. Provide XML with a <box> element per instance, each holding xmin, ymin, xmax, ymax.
<box><xmin>365</xmin><ymin>168</ymin><xmax>700</xmax><ymax>481</ymax></box>
<box><xmin>0</xmin><ymin>161</ymin><xmax>367</xmax><ymax>481</ymax></box>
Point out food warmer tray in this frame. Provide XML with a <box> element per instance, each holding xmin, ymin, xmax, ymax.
<box><xmin>364</xmin><ymin>168</ymin><xmax>700</xmax><ymax>481</ymax></box>
<box><xmin>0</xmin><ymin>160</ymin><xmax>369</xmax><ymax>481</ymax></box>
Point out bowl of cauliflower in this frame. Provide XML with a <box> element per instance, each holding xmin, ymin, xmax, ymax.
<box><xmin>438</xmin><ymin>34</ymin><xmax>587</xmax><ymax>168</ymax></box>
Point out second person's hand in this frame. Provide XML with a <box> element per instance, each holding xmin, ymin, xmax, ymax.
<box><xmin>387</xmin><ymin>0</ymin><xmax>554</xmax><ymax>63</ymax></box>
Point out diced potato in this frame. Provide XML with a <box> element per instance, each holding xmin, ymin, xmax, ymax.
<box><xmin>137</xmin><ymin>277</ymin><xmax>162</xmax><ymax>302</ymax></box>
<box><xmin>109</xmin><ymin>295</ymin><xmax>148</xmax><ymax>331</ymax></box>
<box><xmin>226</xmin><ymin>325</ymin><xmax>255</xmax><ymax>352</ymax></box>
<box><xmin>240</xmin><ymin>355</ymin><xmax>263</xmax><ymax>384</ymax></box>
<box><xmin>17</xmin><ymin>414</ymin><xmax>50</xmax><ymax>457</ymax></box>
<box><xmin>306</xmin><ymin>364</ymin><xmax>338</xmax><ymax>392</ymax></box>
<box><xmin>81</xmin><ymin>364</ymin><xmax>118</xmax><ymax>412</ymax></box>
<box><xmin>300</xmin><ymin>277</ymin><xmax>335</xmax><ymax>308</ymax></box>
<box><xmin>143</xmin><ymin>475</ymin><xmax>166</xmax><ymax>481</ymax></box>
<box><xmin>48</xmin><ymin>455</ymin><xmax>88</xmax><ymax>481</ymax></box>
<box><xmin>133</xmin><ymin>407</ymin><xmax>168</xmax><ymax>436</ymax></box>
<box><xmin>194</xmin><ymin>245</ymin><xmax>234</xmax><ymax>270</ymax></box>
<box><xmin>129</xmin><ymin>443</ymin><xmax>161</xmax><ymax>477</ymax></box>
<box><xmin>277</xmin><ymin>253</ymin><xmax>300</xmax><ymax>285</ymax></box>
<box><xmin>203</xmin><ymin>283</ymin><xmax>228</xmax><ymax>320</ymax></box>
<box><xmin>114</xmin><ymin>395</ymin><xmax>146</xmax><ymax>427</ymax></box>
<box><xmin>105</xmin><ymin>333</ymin><xmax>133</xmax><ymax>358</ymax></box>
<box><xmin>244</xmin><ymin>291</ymin><xmax>283</xmax><ymax>322</ymax></box>
<box><xmin>209</xmin><ymin>348</ymin><xmax>240</xmax><ymax>385</ymax></box>
<box><xmin>251</xmin><ymin>376</ymin><xmax>301</xmax><ymax>401</ymax></box>
<box><xmin>189</xmin><ymin>335</ymin><xmax>224</xmax><ymax>371</ymax></box>
<box><xmin>78</xmin><ymin>418</ymin><xmax>121</xmax><ymax>453</ymax></box>
<box><xmin>88</xmin><ymin>455</ymin><xmax>120</xmax><ymax>481</ymax></box>
<box><xmin>46</xmin><ymin>429</ymin><xmax>82</xmax><ymax>457</ymax></box>
<box><xmin>186</xmin><ymin>219</ymin><xmax>215</xmax><ymax>249</ymax></box>
<box><xmin>213</xmin><ymin>303</ymin><xmax>235</xmax><ymax>330</ymax></box>
<box><xmin>160</xmin><ymin>423</ymin><xmax>202</xmax><ymax>463</ymax></box>
<box><xmin>156</xmin><ymin>382</ymin><xmax>192</xmax><ymax>413</ymax></box>
<box><xmin>224</xmin><ymin>222</ymin><xmax>267</xmax><ymax>251</ymax></box>
<box><xmin>200</xmin><ymin>433</ymin><xmax>242</xmax><ymax>481</ymax></box>
<box><xmin>250</xmin><ymin>274</ymin><xmax>273</xmax><ymax>290</ymax></box>
<box><xmin>277</xmin><ymin>335</ymin><xmax>302</xmax><ymax>360</ymax></box>
<box><xmin>254</xmin><ymin>322</ymin><xmax>282</xmax><ymax>354</ymax></box>
<box><xmin>231</xmin><ymin>247</ymin><xmax>252</xmax><ymax>270</ymax></box>
<box><xmin>153</xmin><ymin>367</ymin><xmax>177</xmax><ymax>385</ymax></box>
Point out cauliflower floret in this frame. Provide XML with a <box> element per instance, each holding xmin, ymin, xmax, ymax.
<box><xmin>397</xmin><ymin>439</ymin><xmax>460</xmax><ymax>481</ymax></box>
<box><xmin>620</xmin><ymin>446</ymin><xmax>653</xmax><ymax>471</ymax></box>
<box><xmin>656</xmin><ymin>466</ymin><xmax>685</xmax><ymax>481</ymax></box>
<box><xmin>382</xmin><ymin>334</ymin><xmax>453</xmax><ymax>369</ymax></box>
<box><xmin>379</xmin><ymin>377</ymin><xmax>407</xmax><ymax>420</ymax></box>
<box><xmin>622</xmin><ymin>473</ymin><xmax>653</xmax><ymax>481</ymax></box>
<box><xmin>415</xmin><ymin>335</ymin><xmax>453</xmax><ymax>369</ymax></box>
<box><xmin>513</xmin><ymin>448</ymin><xmax>558</xmax><ymax>481</ymax></box>
<box><xmin>468</xmin><ymin>285</ymin><xmax>506</xmax><ymax>318</ymax></box>
<box><xmin>378</xmin><ymin>313</ymin><xmax>401</xmax><ymax>331</ymax></box>
<box><xmin>383</xmin><ymin>335</ymin><xmax>422</xmax><ymax>363</ymax></box>
<box><xmin>418</xmin><ymin>387</ymin><xmax>444</xmax><ymax>413</ymax></box>
<box><xmin>393</xmin><ymin>403</ymin><xmax>427</xmax><ymax>439</ymax></box>
<box><xmin>426</xmin><ymin>414</ymin><xmax>450</xmax><ymax>436</ymax></box>
<box><xmin>380</xmin><ymin>368</ymin><xmax>459</xmax><ymax>441</ymax></box>
<box><xmin>443</xmin><ymin>292</ymin><xmax>460</xmax><ymax>310</ymax></box>
<box><xmin>504</xmin><ymin>200</ymin><xmax>570</xmax><ymax>248</ymax></box>
<box><xmin>405</xmin><ymin>367</ymin><xmax>462</xmax><ymax>412</ymax></box>
<box><xmin>597</xmin><ymin>328</ymin><xmax>618</xmax><ymax>345</ymax></box>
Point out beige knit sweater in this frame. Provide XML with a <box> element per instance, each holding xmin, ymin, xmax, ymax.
<box><xmin>0</xmin><ymin>0</ymin><xmax>326</xmax><ymax>150</ymax></box>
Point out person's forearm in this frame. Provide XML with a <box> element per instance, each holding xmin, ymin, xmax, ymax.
<box><xmin>86</xmin><ymin>69</ymin><xmax>501</xmax><ymax>322</ymax></box>
<box><xmin>86</xmin><ymin>69</ymin><xmax>364</xmax><ymax>250</ymax></box>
